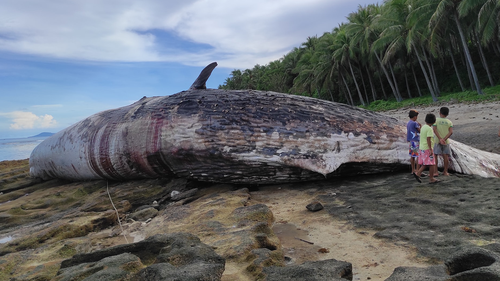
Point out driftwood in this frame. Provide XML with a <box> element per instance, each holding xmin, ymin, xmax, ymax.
<box><xmin>29</xmin><ymin>63</ymin><xmax>500</xmax><ymax>183</ymax></box>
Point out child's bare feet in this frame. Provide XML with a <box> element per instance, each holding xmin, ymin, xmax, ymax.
<box><xmin>443</xmin><ymin>172</ymin><xmax>450</xmax><ymax>176</ymax></box>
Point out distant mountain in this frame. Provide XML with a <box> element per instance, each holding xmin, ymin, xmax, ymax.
<box><xmin>29</xmin><ymin>132</ymin><xmax>54</xmax><ymax>138</ymax></box>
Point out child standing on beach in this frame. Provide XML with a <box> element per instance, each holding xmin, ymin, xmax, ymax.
<box><xmin>407</xmin><ymin>110</ymin><xmax>421</xmax><ymax>175</ymax></box>
<box><xmin>433</xmin><ymin>107</ymin><xmax>453</xmax><ymax>176</ymax></box>
<box><xmin>414</xmin><ymin>113</ymin><xmax>438</xmax><ymax>184</ymax></box>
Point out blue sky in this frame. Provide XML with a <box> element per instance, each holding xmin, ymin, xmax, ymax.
<box><xmin>0</xmin><ymin>0</ymin><xmax>376</xmax><ymax>138</ymax></box>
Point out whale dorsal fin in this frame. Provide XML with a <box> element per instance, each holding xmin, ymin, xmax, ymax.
<box><xmin>189</xmin><ymin>62</ymin><xmax>218</xmax><ymax>90</ymax></box>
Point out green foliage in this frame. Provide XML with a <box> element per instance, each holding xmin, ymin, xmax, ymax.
<box><xmin>219</xmin><ymin>0</ymin><xmax>500</xmax><ymax>107</ymax></box>
<box><xmin>362</xmin><ymin>86</ymin><xmax>500</xmax><ymax>112</ymax></box>
<box><xmin>361</xmin><ymin>96</ymin><xmax>433</xmax><ymax>111</ymax></box>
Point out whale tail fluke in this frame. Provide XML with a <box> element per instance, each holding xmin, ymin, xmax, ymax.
<box><xmin>189</xmin><ymin>62</ymin><xmax>218</xmax><ymax>90</ymax></box>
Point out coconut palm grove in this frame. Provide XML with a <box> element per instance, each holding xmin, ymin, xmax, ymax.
<box><xmin>219</xmin><ymin>0</ymin><xmax>500</xmax><ymax>107</ymax></box>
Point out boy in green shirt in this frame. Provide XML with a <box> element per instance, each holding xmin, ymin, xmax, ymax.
<box><xmin>433</xmin><ymin>107</ymin><xmax>453</xmax><ymax>176</ymax></box>
<box><xmin>414</xmin><ymin>113</ymin><xmax>438</xmax><ymax>184</ymax></box>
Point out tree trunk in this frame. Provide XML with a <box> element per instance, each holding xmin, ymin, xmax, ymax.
<box><xmin>411</xmin><ymin>64</ymin><xmax>422</xmax><ymax>97</ymax></box>
<box><xmin>430</xmin><ymin>57</ymin><xmax>440</xmax><ymax>96</ymax></box>
<box><xmin>474</xmin><ymin>31</ymin><xmax>495</xmax><ymax>86</ymax></box>
<box><xmin>413</xmin><ymin>44</ymin><xmax>438</xmax><ymax>102</ymax></box>
<box><xmin>357</xmin><ymin>61</ymin><xmax>370</xmax><ymax>104</ymax></box>
<box><xmin>421</xmin><ymin>45</ymin><xmax>440</xmax><ymax>96</ymax></box>
<box><xmin>449</xmin><ymin>46</ymin><xmax>465</xmax><ymax>92</ymax></box>
<box><xmin>366</xmin><ymin>65</ymin><xmax>377</xmax><ymax>101</ymax></box>
<box><xmin>340</xmin><ymin>72</ymin><xmax>354</xmax><ymax>105</ymax></box>
<box><xmin>455</xmin><ymin>36</ymin><xmax>475</xmax><ymax>90</ymax></box>
<box><xmin>454</xmin><ymin>12</ymin><xmax>483</xmax><ymax>95</ymax></box>
<box><xmin>388</xmin><ymin>63</ymin><xmax>403</xmax><ymax>101</ymax></box>
<box><xmin>374</xmin><ymin>52</ymin><xmax>399</xmax><ymax>101</ymax></box>
<box><xmin>404</xmin><ymin>63</ymin><xmax>412</xmax><ymax>98</ymax></box>
<box><xmin>328</xmin><ymin>88</ymin><xmax>334</xmax><ymax>102</ymax></box>
<box><xmin>463</xmin><ymin>49</ymin><xmax>476</xmax><ymax>90</ymax></box>
<box><xmin>348</xmin><ymin>60</ymin><xmax>366</xmax><ymax>106</ymax></box>
<box><xmin>378</xmin><ymin>68</ymin><xmax>388</xmax><ymax>99</ymax></box>
<box><xmin>495</xmin><ymin>41</ymin><xmax>500</xmax><ymax>56</ymax></box>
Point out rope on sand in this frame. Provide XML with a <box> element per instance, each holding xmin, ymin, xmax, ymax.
<box><xmin>107</xmin><ymin>181</ymin><xmax>129</xmax><ymax>244</ymax></box>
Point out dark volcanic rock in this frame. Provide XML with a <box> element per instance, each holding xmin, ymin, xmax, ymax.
<box><xmin>306</xmin><ymin>201</ymin><xmax>324</xmax><ymax>212</ymax></box>
<box><xmin>56</xmin><ymin>253</ymin><xmax>143</xmax><ymax>281</ymax></box>
<box><xmin>129</xmin><ymin>207</ymin><xmax>158</xmax><ymax>221</ymax></box>
<box><xmin>386</xmin><ymin>246</ymin><xmax>500</xmax><ymax>281</ymax></box>
<box><xmin>385</xmin><ymin>265</ymin><xmax>449</xmax><ymax>281</ymax></box>
<box><xmin>171</xmin><ymin>188</ymin><xmax>199</xmax><ymax>201</ymax></box>
<box><xmin>135</xmin><ymin>261</ymin><xmax>224</xmax><ymax>281</ymax></box>
<box><xmin>262</xmin><ymin>259</ymin><xmax>352</xmax><ymax>281</ymax></box>
<box><xmin>55</xmin><ymin>232</ymin><xmax>225</xmax><ymax>281</ymax></box>
<box><xmin>445</xmin><ymin>247</ymin><xmax>500</xmax><ymax>280</ymax></box>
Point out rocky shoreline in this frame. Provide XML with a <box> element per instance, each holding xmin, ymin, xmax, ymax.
<box><xmin>1</xmin><ymin>101</ymin><xmax>500</xmax><ymax>280</ymax></box>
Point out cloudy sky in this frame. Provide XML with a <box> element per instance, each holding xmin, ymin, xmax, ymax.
<box><xmin>0</xmin><ymin>0</ymin><xmax>376</xmax><ymax>138</ymax></box>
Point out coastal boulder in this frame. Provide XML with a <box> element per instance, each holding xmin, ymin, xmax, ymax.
<box><xmin>386</xmin><ymin>246</ymin><xmax>500</xmax><ymax>281</ymax></box>
<box><xmin>55</xmin><ymin>232</ymin><xmax>225</xmax><ymax>281</ymax></box>
<box><xmin>262</xmin><ymin>259</ymin><xmax>352</xmax><ymax>281</ymax></box>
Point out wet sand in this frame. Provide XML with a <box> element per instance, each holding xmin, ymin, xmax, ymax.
<box><xmin>252</xmin><ymin>182</ymin><xmax>431</xmax><ymax>280</ymax></box>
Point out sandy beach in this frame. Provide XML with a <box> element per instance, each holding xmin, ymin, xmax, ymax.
<box><xmin>382</xmin><ymin>101</ymin><xmax>500</xmax><ymax>153</ymax></box>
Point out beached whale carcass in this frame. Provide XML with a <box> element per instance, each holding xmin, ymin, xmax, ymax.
<box><xmin>29</xmin><ymin>63</ymin><xmax>500</xmax><ymax>183</ymax></box>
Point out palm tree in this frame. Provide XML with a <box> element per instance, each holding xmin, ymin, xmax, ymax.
<box><xmin>447</xmin><ymin>35</ymin><xmax>466</xmax><ymax>91</ymax></box>
<box><xmin>428</xmin><ymin>0</ymin><xmax>484</xmax><ymax>94</ymax></box>
<box><xmin>407</xmin><ymin>0</ymin><xmax>444</xmax><ymax>101</ymax></box>
<box><xmin>459</xmin><ymin>0</ymin><xmax>500</xmax><ymax>46</ymax></box>
<box><xmin>292</xmin><ymin>36</ymin><xmax>321</xmax><ymax>96</ymax></box>
<box><xmin>332</xmin><ymin>25</ymin><xmax>366</xmax><ymax>105</ymax></box>
<box><xmin>372</xmin><ymin>0</ymin><xmax>415</xmax><ymax>102</ymax></box>
<box><xmin>458</xmin><ymin>0</ymin><xmax>497</xmax><ymax>86</ymax></box>
<box><xmin>314</xmin><ymin>32</ymin><xmax>341</xmax><ymax>101</ymax></box>
<box><xmin>377</xmin><ymin>0</ymin><xmax>416</xmax><ymax>99</ymax></box>
<box><xmin>220</xmin><ymin>0</ymin><xmax>500</xmax><ymax>104</ymax></box>
<box><xmin>346</xmin><ymin>4</ymin><xmax>382</xmax><ymax>102</ymax></box>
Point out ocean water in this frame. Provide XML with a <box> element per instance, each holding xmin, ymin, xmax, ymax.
<box><xmin>0</xmin><ymin>137</ymin><xmax>48</xmax><ymax>161</ymax></box>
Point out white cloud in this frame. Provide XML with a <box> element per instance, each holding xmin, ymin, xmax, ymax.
<box><xmin>0</xmin><ymin>0</ymin><xmax>372</xmax><ymax>68</ymax></box>
<box><xmin>0</xmin><ymin>111</ymin><xmax>58</xmax><ymax>130</ymax></box>
<box><xmin>31</xmin><ymin>104</ymin><xmax>63</xmax><ymax>109</ymax></box>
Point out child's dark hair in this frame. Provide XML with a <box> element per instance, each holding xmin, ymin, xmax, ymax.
<box><xmin>409</xmin><ymin>110</ymin><xmax>419</xmax><ymax>118</ymax></box>
<box><xmin>425</xmin><ymin>113</ymin><xmax>436</xmax><ymax>124</ymax></box>
<box><xmin>440</xmin><ymin>107</ymin><xmax>449</xmax><ymax>116</ymax></box>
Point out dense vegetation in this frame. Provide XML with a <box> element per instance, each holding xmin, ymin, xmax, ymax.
<box><xmin>219</xmin><ymin>0</ymin><xmax>500</xmax><ymax>108</ymax></box>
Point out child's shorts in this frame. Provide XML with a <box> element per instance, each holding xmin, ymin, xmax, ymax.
<box><xmin>434</xmin><ymin>143</ymin><xmax>451</xmax><ymax>155</ymax></box>
<box><xmin>409</xmin><ymin>141</ymin><xmax>419</xmax><ymax>158</ymax></box>
<box><xmin>418</xmin><ymin>149</ymin><xmax>435</xmax><ymax>166</ymax></box>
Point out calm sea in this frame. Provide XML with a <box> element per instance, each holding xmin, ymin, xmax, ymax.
<box><xmin>0</xmin><ymin>137</ymin><xmax>48</xmax><ymax>162</ymax></box>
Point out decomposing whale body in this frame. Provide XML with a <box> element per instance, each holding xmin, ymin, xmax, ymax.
<box><xmin>29</xmin><ymin>63</ymin><xmax>500</xmax><ymax>183</ymax></box>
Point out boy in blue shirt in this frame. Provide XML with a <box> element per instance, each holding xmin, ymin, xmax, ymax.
<box><xmin>407</xmin><ymin>110</ymin><xmax>421</xmax><ymax>175</ymax></box>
